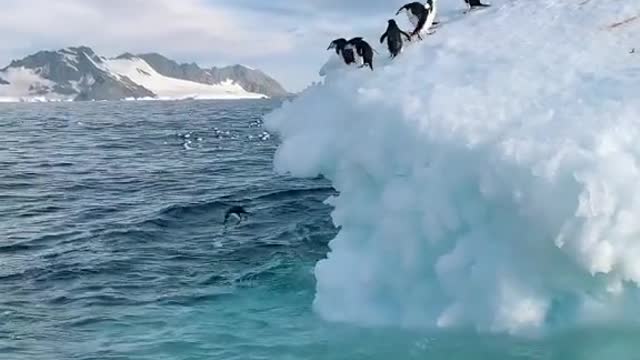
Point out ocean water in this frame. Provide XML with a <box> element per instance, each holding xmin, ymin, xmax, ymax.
<box><xmin>0</xmin><ymin>100</ymin><xmax>638</xmax><ymax>360</ymax></box>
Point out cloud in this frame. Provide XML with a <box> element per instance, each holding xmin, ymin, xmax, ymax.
<box><xmin>0</xmin><ymin>0</ymin><xmax>295</xmax><ymax>57</ymax></box>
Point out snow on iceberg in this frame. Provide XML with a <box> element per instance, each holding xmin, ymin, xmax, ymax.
<box><xmin>265</xmin><ymin>0</ymin><xmax>640</xmax><ymax>335</ymax></box>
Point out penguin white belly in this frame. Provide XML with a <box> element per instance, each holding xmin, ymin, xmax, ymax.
<box><xmin>425</xmin><ymin>9</ymin><xmax>436</xmax><ymax>32</ymax></box>
<box><xmin>407</xmin><ymin>12</ymin><xmax>419</xmax><ymax>27</ymax></box>
<box><xmin>431</xmin><ymin>0</ymin><xmax>439</xmax><ymax>20</ymax></box>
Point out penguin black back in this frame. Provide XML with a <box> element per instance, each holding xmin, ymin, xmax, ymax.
<box><xmin>328</xmin><ymin>38</ymin><xmax>356</xmax><ymax>65</ymax></box>
<box><xmin>380</xmin><ymin>19</ymin><xmax>412</xmax><ymax>58</ymax></box>
<box><xmin>397</xmin><ymin>2</ymin><xmax>432</xmax><ymax>39</ymax></box>
<box><xmin>396</xmin><ymin>2</ymin><xmax>428</xmax><ymax>18</ymax></box>
<box><xmin>465</xmin><ymin>0</ymin><xmax>491</xmax><ymax>10</ymax></box>
<box><xmin>348</xmin><ymin>37</ymin><xmax>375</xmax><ymax>70</ymax></box>
<box><xmin>327</xmin><ymin>38</ymin><xmax>347</xmax><ymax>54</ymax></box>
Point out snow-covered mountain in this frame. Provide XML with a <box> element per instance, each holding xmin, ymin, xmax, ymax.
<box><xmin>136</xmin><ymin>53</ymin><xmax>290</xmax><ymax>99</ymax></box>
<box><xmin>0</xmin><ymin>46</ymin><xmax>288</xmax><ymax>102</ymax></box>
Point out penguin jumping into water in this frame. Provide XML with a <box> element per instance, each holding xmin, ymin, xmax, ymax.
<box><xmin>347</xmin><ymin>37</ymin><xmax>375</xmax><ymax>70</ymax></box>
<box><xmin>396</xmin><ymin>1</ymin><xmax>438</xmax><ymax>39</ymax></box>
<box><xmin>380</xmin><ymin>19</ymin><xmax>412</xmax><ymax>58</ymax></box>
<box><xmin>224</xmin><ymin>206</ymin><xmax>249</xmax><ymax>225</ymax></box>
<box><xmin>327</xmin><ymin>38</ymin><xmax>356</xmax><ymax>65</ymax></box>
<box><xmin>464</xmin><ymin>0</ymin><xmax>491</xmax><ymax>12</ymax></box>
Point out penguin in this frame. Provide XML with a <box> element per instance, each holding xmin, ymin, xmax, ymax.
<box><xmin>380</xmin><ymin>19</ymin><xmax>412</xmax><ymax>58</ymax></box>
<box><xmin>396</xmin><ymin>2</ymin><xmax>429</xmax><ymax>40</ymax></box>
<box><xmin>327</xmin><ymin>38</ymin><xmax>356</xmax><ymax>65</ymax></box>
<box><xmin>464</xmin><ymin>0</ymin><xmax>491</xmax><ymax>12</ymax></box>
<box><xmin>427</xmin><ymin>0</ymin><xmax>440</xmax><ymax>30</ymax></box>
<box><xmin>347</xmin><ymin>37</ymin><xmax>375</xmax><ymax>70</ymax></box>
<box><xmin>396</xmin><ymin>1</ymin><xmax>437</xmax><ymax>39</ymax></box>
<box><xmin>224</xmin><ymin>206</ymin><xmax>249</xmax><ymax>224</ymax></box>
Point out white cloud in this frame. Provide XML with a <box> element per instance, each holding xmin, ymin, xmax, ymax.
<box><xmin>0</xmin><ymin>0</ymin><xmax>295</xmax><ymax>56</ymax></box>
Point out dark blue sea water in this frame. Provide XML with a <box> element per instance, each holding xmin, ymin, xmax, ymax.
<box><xmin>0</xmin><ymin>100</ymin><xmax>339</xmax><ymax>359</ymax></box>
<box><xmin>1</xmin><ymin>100</ymin><xmax>638</xmax><ymax>360</ymax></box>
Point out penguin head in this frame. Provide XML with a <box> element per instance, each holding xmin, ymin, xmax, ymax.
<box><xmin>328</xmin><ymin>38</ymin><xmax>347</xmax><ymax>51</ymax></box>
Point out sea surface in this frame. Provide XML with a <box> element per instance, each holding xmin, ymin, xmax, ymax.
<box><xmin>0</xmin><ymin>100</ymin><xmax>637</xmax><ymax>360</ymax></box>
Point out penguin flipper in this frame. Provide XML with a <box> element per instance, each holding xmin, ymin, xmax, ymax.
<box><xmin>380</xmin><ymin>32</ymin><xmax>388</xmax><ymax>44</ymax></box>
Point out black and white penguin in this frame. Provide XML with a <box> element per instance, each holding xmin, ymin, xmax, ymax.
<box><xmin>347</xmin><ymin>37</ymin><xmax>375</xmax><ymax>70</ymax></box>
<box><xmin>224</xmin><ymin>206</ymin><xmax>249</xmax><ymax>224</ymax></box>
<box><xmin>464</xmin><ymin>0</ymin><xmax>491</xmax><ymax>12</ymax></box>
<box><xmin>396</xmin><ymin>0</ymin><xmax>438</xmax><ymax>39</ymax></box>
<box><xmin>380</xmin><ymin>19</ymin><xmax>412</xmax><ymax>58</ymax></box>
<box><xmin>426</xmin><ymin>0</ymin><xmax>439</xmax><ymax>30</ymax></box>
<box><xmin>327</xmin><ymin>38</ymin><xmax>356</xmax><ymax>65</ymax></box>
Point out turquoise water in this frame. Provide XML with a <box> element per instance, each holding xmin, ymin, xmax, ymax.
<box><xmin>1</xmin><ymin>100</ymin><xmax>638</xmax><ymax>359</ymax></box>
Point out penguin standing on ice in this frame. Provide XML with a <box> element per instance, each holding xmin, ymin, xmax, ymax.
<box><xmin>396</xmin><ymin>1</ymin><xmax>438</xmax><ymax>39</ymax></box>
<box><xmin>464</xmin><ymin>0</ymin><xmax>491</xmax><ymax>12</ymax></box>
<box><xmin>380</xmin><ymin>19</ymin><xmax>412</xmax><ymax>58</ymax></box>
<box><xmin>347</xmin><ymin>37</ymin><xmax>375</xmax><ymax>70</ymax></box>
<box><xmin>327</xmin><ymin>38</ymin><xmax>356</xmax><ymax>65</ymax></box>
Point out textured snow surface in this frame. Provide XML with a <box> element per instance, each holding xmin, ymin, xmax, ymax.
<box><xmin>0</xmin><ymin>67</ymin><xmax>72</xmax><ymax>102</ymax></box>
<box><xmin>104</xmin><ymin>57</ymin><xmax>265</xmax><ymax>100</ymax></box>
<box><xmin>266</xmin><ymin>0</ymin><xmax>640</xmax><ymax>336</ymax></box>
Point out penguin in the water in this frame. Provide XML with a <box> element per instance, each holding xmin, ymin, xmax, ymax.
<box><xmin>464</xmin><ymin>0</ymin><xmax>491</xmax><ymax>12</ymax></box>
<box><xmin>380</xmin><ymin>19</ymin><xmax>412</xmax><ymax>58</ymax></box>
<box><xmin>327</xmin><ymin>38</ymin><xmax>356</xmax><ymax>65</ymax></box>
<box><xmin>347</xmin><ymin>37</ymin><xmax>375</xmax><ymax>70</ymax></box>
<box><xmin>396</xmin><ymin>1</ymin><xmax>437</xmax><ymax>39</ymax></box>
<box><xmin>224</xmin><ymin>206</ymin><xmax>249</xmax><ymax>224</ymax></box>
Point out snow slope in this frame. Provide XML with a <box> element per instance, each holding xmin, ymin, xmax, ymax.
<box><xmin>266</xmin><ymin>0</ymin><xmax>640</xmax><ymax>336</ymax></box>
<box><xmin>104</xmin><ymin>57</ymin><xmax>266</xmax><ymax>100</ymax></box>
<box><xmin>0</xmin><ymin>67</ymin><xmax>72</xmax><ymax>102</ymax></box>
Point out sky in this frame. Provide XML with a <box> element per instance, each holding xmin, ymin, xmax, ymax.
<box><xmin>0</xmin><ymin>0</ymin><xmax>416</xmax><ymax>92</ymax></box>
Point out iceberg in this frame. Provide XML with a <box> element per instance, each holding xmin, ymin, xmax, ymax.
<box><xmin>265</xmin><ymin>0</ymin><xmax>640</xmax><ymax>335</ymax></box>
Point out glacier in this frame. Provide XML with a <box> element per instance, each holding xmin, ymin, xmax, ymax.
<box><xmin>103</xmin><ymin>57</ymin><xmax>266</xmax><ymax>101</ymax></box>
<box><xmin>265</xmin><ymin>0</ymin><xmax>640</xmax><ymax>336</ymax></box>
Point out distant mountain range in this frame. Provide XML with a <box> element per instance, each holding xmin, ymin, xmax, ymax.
<box><xmin>0</xmin><ymin>46</ymin><xmax>290</xmax><ymax>102</ymax></box>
